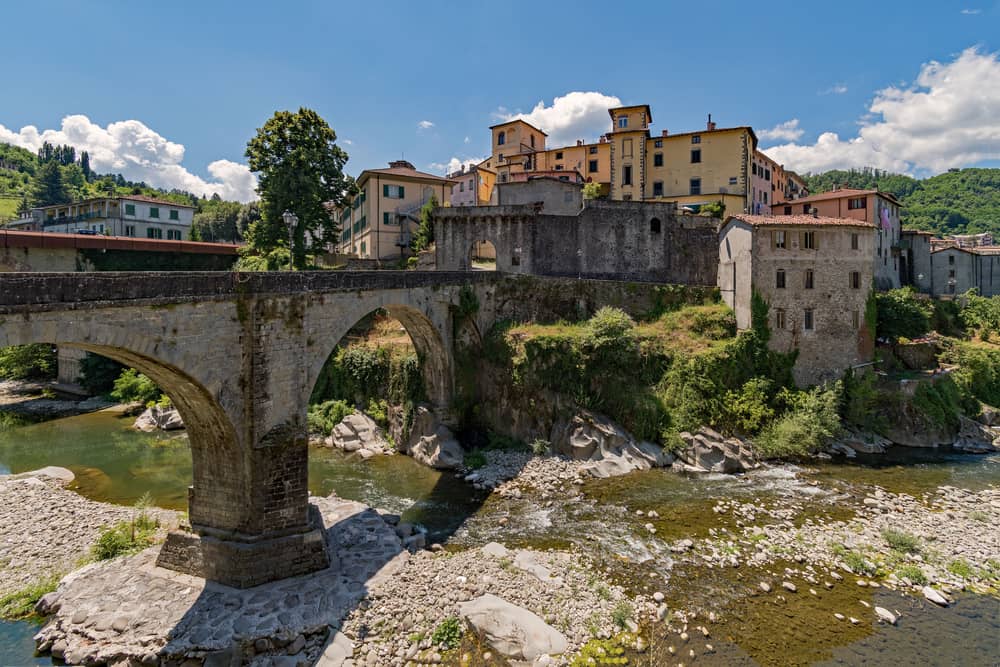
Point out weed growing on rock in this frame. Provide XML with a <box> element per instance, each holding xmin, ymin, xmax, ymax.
<box><xmin>881</xmin><ymin>528</ymin><xmax>922</xmax><ymax>555</ymax></box>
<box><xmin>894</xmin><ymin>564</ymin><xmax>928</xmax><ymax>585</ymax></box>
<box><xmin>572</xmin><ymin>635</ymin><xmax>629</xmax><ymax>665</ymax></box>
<box><xmin>430</xmin><ymin>616</ymin><xmax>463</xmax><ymax>650</ymax></box>
<box><xmin>947</xmin><ymin>558</ymin><xmax>975</xmax><ymax>579</ymax></box>
<box><xmin>610</xmin><ymin>601</ymin><xmax>633</xmax><ymax>631</ymax></box>
<box><xmin>0</xmin><ymin>573</ymin><xmax>61</xmax><ymax>620</ymax></box>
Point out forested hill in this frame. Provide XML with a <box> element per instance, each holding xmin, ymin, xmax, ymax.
<box><xmin>0</xmin><ymin>141</ymin><xmax>255</xmax><ymax>242</ymax></box>
<box><xmin>804</xmin><ymin>167</ymin><xmax>1000</xmax><ymax>237</ymax></box>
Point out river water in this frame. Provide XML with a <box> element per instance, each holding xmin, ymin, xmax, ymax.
<box><xmin>1</xmin><ymin>408</ymin><xmax>998</xmax><ymax>665</ymax></box>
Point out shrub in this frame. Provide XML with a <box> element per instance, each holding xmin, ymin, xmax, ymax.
<box><xmin>911</xmin><ymin>378</ymin><xmax>962</xmax><ymax>431</ymax></box>
<box><xmin>610</xmin><ymin>600</ymin><xmax>633</xmax><ymax>630</ymax></box>
<box><xmin>875</xmin><ymin>288</ymin><xmax>933</xmax><ymax>341</ymax></box>
<box><xmin>894</xmin><ymin>564</ymin><xmax>928</xmax><ymax>585</ymax></box>
<box><xmin>754</xmin><ymin>383</ymin><xmax>842</xmax><ymax>458</ymax></box>
<box><xmin>430</xmin><ymin>616</ymin><xmax>463</xmax><ymax>649</ymax></box>
<box><xmin>834</xmin><ymin>546</ymin><xmax>879</xmax><ymax>576</ymax></box>
<box><xmin>78</xmin><ymin>353</ymin><xmax>125</xmax><ymax>394</ymax></box>
<box><xmin>530</xmin><ymin>438</ymin><xmax>551</xmax><ymax>455</ymax></box>
<box><xmin>92</xmin><ymin>498</ymin><xmax>159</xmax><ymax>560</ymax></box>
<box><xmin>0</xmin><ymin>344</ymin><xmax>57</xmax><ymax>381</ymax></box>
<box><xmin>464</xmin><ymin>450</ymin><xmax>487</xmax><ymax>469</ymax></box>
<box><xmin>720</xmin><ymin>377</ymin><xmax>776</xmax><ymax>435</ymax></box>
<box><xmin>842</xmin><ymin>369</ymin><xmax>887</xmax><ymax>433</ymax></box>
<box><xmin>110</xmin><ymin>368</ymin><xmax>162</xmax><ymax>405</ymax></box>
<box><xmin>366</xmin><ymin>398</ymin><xmax>389</xmax><ymax>427</ymax></box>
<box><xmin>881</xmin><ymin>528</ymin><xmax>922</xmax><ymax>554</ymax></box>
<box><xmin>307</xmin><ymin>399</ymin><xmax>353</xmax><ymax>435</ymax></box>
<box><xmin>582</xmin><ymin>182</ymin><xmax>602</xmax><ymax>200</ymax></box>
<box><xmin>0</xmin><ymin>573</ymin><xmax>61</xmax><ymax>620</ymax></box>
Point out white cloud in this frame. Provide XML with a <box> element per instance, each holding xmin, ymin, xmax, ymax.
<box><xmin>820</xmin><ymin>84</ymin><xmax>849</xmax><ymax>95</ymax></box>
<box><xmin>765</xmin><ymin>47</ymin><xmax>1000</xmax><ymax>175</ymax></box>
<box><xmin>759</xmin><ymin>119</ymin><xmax>804</xmax><ymax>142</ymax></box>
<box><xmin>417</xmin><ymin>120</ymin><xmax>435</xmax><ymax>130</ymax></box>
<box><xmin>343</xmin><ymin>138</ymin><xmax>353</xmax><ymax>145</ymax></box>
<box><xmin>428</xmin><ymin>156</ymin><xmax>484</xmax><ymax>175</ymax></box>
<box><xmin>463</xmin><ymin>136</ymin><xmax>470</xmax><ymax>144</ymax></box>
<box><xmin>961</xmin><ymin>8</ymin><xmax>981</xmax><ymax>14</ymax></box>
<box><xmin>496</xmin><ymin>91</ymin><xmax>622</xmax><ymax>146</ymax></box>
<box><xmin>0</xmin><ymin>114</ymin><xmax>257</xmax><ymax>202</ymax></box>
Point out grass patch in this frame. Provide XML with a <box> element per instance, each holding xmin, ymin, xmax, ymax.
<box><xmin>881</xmin><ymin>528</ymin><xmax>922</xmax><ymax>555</ymax></box>
<box><xmin>833</xmin><ymin>544</ymin><xmax>879</xmax><ymax>577</ymax></box>
<box><xmin>894</xmin><ymin>564</ymin><xmax>928</xmax><ymax>585</ymax></box>
<box><xmin>0</xmin><ymin>573</ymin><xmax>61</xmax><ymax>620</ymax></box>
<box><xmin>968</xmin><ymin>510</ymin><xmax>990</xmax><ymax>523</ymax></box>
<box><xmin>610</xmin><ymin>600</ymin><xmax>634</xmax><ymax>631</ymax></box>
<box><xmin>430</xmin><ymin>616</ymin><xmax>463</xmax><ymax>650</ymax></box>
<box><xmin>91</xmin><ymin>495</ymin><xmax>160</xmax><ymax>560</ymax></box>
<box><xmin>947</xmin><ymin>558</ymin><xmax>976</xmax><ymax>579</ymax></box>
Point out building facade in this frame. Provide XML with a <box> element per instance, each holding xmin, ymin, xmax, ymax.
<box><xmin>334</xmin><ymin>160</ymin><xmax>455</xmax><ymax>261</ymax></box>
<box><xmin>772</xmin><ymin>188</ymin><xmax>902</xmax><ymax>290</ymax></box>
<box><xmin>719</xmin><ymin>213</ymin><xmax>876</xmax><ymax>387</ymax></box>
<box><xmin>11</xmin><ymin>195</ymin><xmax>195</xmax><ymax>240</ymax></box>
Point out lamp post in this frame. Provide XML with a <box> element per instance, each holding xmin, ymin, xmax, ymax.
<box><xmin>282</xmin><ymin>210</ymin><xmax>298</xmax><ymax>270</ymax></box>
<box><xmin>513</xmin><ymin>245</ymin><xmax>521</xmax><ymax>271</ymax></box>
<box><xmin>576</xmin><ymin>248</ymin><xmax>583</xmax><ymax>280</ymax></box>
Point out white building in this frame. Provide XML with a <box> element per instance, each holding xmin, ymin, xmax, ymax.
<box><xmin>10</xmin><ymin>195</ymin><xmax>195</xmax><ymax>239</ymax></box>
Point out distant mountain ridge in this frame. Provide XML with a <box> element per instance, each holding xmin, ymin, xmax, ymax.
<box><xmin>803</xmin><ymin>167</ymin><xmax>1000</xmax><ymax>237</ymax></box>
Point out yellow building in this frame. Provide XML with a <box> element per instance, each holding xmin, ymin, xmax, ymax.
<box><xmin>606</xmin><ymin>105</ymin><xmax>653</xmax><ymax>201</ymax></box>
<box><xmin>334</xmin><ymin>160</ymin><xmax>455</xmax><ymax>260</ymax></box>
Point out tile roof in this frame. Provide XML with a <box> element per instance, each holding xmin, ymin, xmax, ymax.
<box><xmin>785</xmin><ymin>188</ymin><xmax>903</xmax><ymax>206</ymax></box>
<box><xmin>360</xmin><ymin>167</ymin><xmax>457</xmax><ymax>183</ymax></box>
<box><xmin>119</xmin><ymin>194</ymin><xmax>196</xmax><ymax>208</ymax></box>
<box><xmin>726</xmin><ymin>214</ymin><xmax>877</xmax><ymax>229</ymax></box>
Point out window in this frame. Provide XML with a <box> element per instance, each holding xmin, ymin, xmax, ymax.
<box><xmin>776</xmin><ymin>269</ymin><xmax>786</xmax><ymax>289</ymax></box>
<box><xmin>691</xmin><ymin>135</ymin><xmax>701</xmax><ymax>144</ymax></box>
<box><xmin>497</xmin><ymin>131</ymin><xmax>506</xmax><ymax>145</ymax></box>
<box><xmin>803</xmin><ymin>204</ymin><xmax>811</xmax><ymax>214</ymax></box>
<box><xmin>784</xmin><ymin>206</ymin><xmax>792</xmax><ymax>215</ymax></box>
<box><xmin>589</xmin><ymin>146</ymin><xmax>598</xmax><ymax>154</ymax></box>
<box><xmin>622</xmin><ymin>165</ymin><xmax>632</xmax><ymax>186</ymax></box>
<box><xmin>852</xmin><ymin>311</ymin><xmax>860</xmax><ymax>330</ymax></box>
<box><xmin>949</xmin><ymin>255</ymin><xmax>955</xmax><ymax>265</ymax></box>
<box><xmin>530</xmin><ymin>135</ymin><xmax>535</xmax><ymax>148</ymax></box>
<box><xmin>691</xmin><ymin>149</ymin><xmax>701</xmax><ymax>163</ymax></box>
<box><xmin>149</xmin><ymin>207</ymin><xmax>160</xmax><ymax>219</ymax></box>
<box><xmin>775</xmin><ymin>309</ymin><xmax>786</xmax><ymax>330</ymax></box>
<box><xmin>556</xmin><ymin>151</ymin><xmax>563</xmax><ymax>159</ymax></box>
<box><xmin>124</xmin><ymin>203</ymin><xmax>136</xmax><ymax>216</ymax></box>
<box><xmin>469</xmin><ymin>178</ymin><xmax>473</xmax><ymax>190</ymax></box>
<box><xmin>617</xmin><ymin>116</ymin><xmax>628</xmax><ymax>129</ymax></box>
<box><xmin>147</xmin><ymin>227</ymin><xmax>163</xmax><ymax>239</ymax></box>
<box><xmin>623</xmin><ymin>139</ymin><xmax>633</xmax><ymax>157</ymax></box>
<box><xmin>383</xmin><ymin>212</ymin><xmax>397</xmax><ymax>226</ymax></box>
<box><xmin>690</xmin><ymin>178</ymin><xmax>701</xmax><ymax>195</ymax></box>
<box><xmin>383</xmin><ymin>184</ymin><xmax>405</xmax><ymax>198</ymax></box>
<box><xmin>729</xmin><ymin>177</ymin><xmax>738</xmax><ymax>185</ymax></box>
<box><xmin>500</xmin><ymin>173</ymin><xmax>508</xmax><ymax>183</ymax></box>
<box><xmin>498</xmin><ymin>153</ymin><xmax>504</xmax><ymax>162</ymax></box>
<box><xmin>124</xmin><ymin>225</ymin><xmax>135</xmax><ymax>237</ymax></box>
<box><xmin>653</xmin><ymin>181</ymin><xmax>664</xmax><ymax>197</ymax></box>
<box><xmin>654</xmin><ymin>139</ymin><xmax>663</xmax><ymax>148</ymax></box>
<box><xmin>588</xmin><ymin>160</ymin><xmax>598</xmax><ymax>173</ymax></box>
<box><xmin>650</xmin><ymin>218</ymin><xmax>661</xmax><ymax>234</ymax></box>
<box><xmin>773</xmin><ymin>230</ymin><xmax>786</xmax><ymax>249</ymax></box>
<box><xmin>558</xmin><ymin>175</ymin><xmax>569</xmax><ymax>182</ymax></box>
<box><xmin>802</xmin><ymin>231</ymin><xmax>816</xmax><ymax>249</ymax></box>
<box><xmin>805</xmin><ymin>270</ymin><xmax>815</xmax><ymax>289</ymax></box>
<box><xmin>653</xmin><ymin>152</ymin><xmax>663</xmax><ymax>167</ymax></box>
<box><xmin>949</xmin><ymin>269</ymin><xmax>956</xmax><ymax>278</ymax></box>
<box><xmin>850</xmin><ymin>271</ymin><xmax>861</xmax><ymax>289</ymax></box>
<box><xmin>764</xmin><ymin>169</ymin><xmax>771</xmax><ymax>181</ymax></box>
<box><xmin>804</xmin><ymin>308</ymin><xmax>814</xmax><ymax>331</ymax></box>
<box><xmin>752</xmin><ymin>163</ymin><xmax>758</xmax><ymax>176</ymax></box>
<box><xmin>555</xmin><ymin>164</ymin><xmax>563</xmax><ymax>170</ymax></box>
<box><xmin>167</xmin><ymin>229</ymin><xmax>182</xmax><ymax>240</ymax></box>
<box><xmin>459</xmin><ymin>181</ymin><xmax>464</xmax><ymax>192</ymax></box>
<box><xmin>851</xmin><ymin>233</ymin><xmax>859</xmax><ymax>250</ymax></box>
<box><xmin>848</xmin><ymin>197</ymin><xmax>866</xmax><ymax>210</ymax></box>
<box><xmin>169</xmin><ymin>209</ymin><xmax>179</xmax><ymax>221</ymax></box>
<box><xmin>360</xmin><ymin>241</ymin><xmax>366</xmax><ymax>255</ymax></box>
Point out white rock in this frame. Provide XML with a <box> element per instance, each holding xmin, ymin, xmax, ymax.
<box><xmin>875</xmin><ymin>607</ymin><xmax>897</xmax><ymax>625</ymax></box>
<box><xmin>458</xmin><ymin>594</ymin><xmax>568</xmax><ymax>662</ymax></box>
<box><xmin>922</xmin><ymin>586</ymin><xmax>950</xmax><ymax>606</ymax></box>
<box><xmin>482</xmin><ymin>542</ymin><xmax>510</xmax><ymax>558</ymax></box>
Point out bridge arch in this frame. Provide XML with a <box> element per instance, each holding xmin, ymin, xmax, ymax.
<box><xmin>306</xmin><ymin>301</ymin><xmax>453</xmax><ymax>412</ymax></box>
<box><xmin>0</xmin><ymin>325</ymin><xmax>247</xmax><ymax>536</ymax></box>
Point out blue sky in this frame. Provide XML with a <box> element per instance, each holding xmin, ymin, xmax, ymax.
<box><xmin>2</xmin><ymin>0</ymin><xmax>998</xmax><ymax>201</ymax></box>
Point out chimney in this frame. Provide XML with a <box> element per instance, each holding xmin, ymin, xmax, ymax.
<box><xmin>661</xmin><ymin>129</ymin><xmax>669</xmax><ymax>137</ymax></box>
<box><xmin>577</xmin><ymin>139</ymin><xmax>583</xmax><ymax>146</ymax></box>
<box><xmin>811</xmin><ymin>207</ymin><xmax>818</xmax><ymax>218</ymax></box>
<box><xmin>707</xmin><ymin>114</ymin><xmax>716</xmax><ymax>131</ymax></box>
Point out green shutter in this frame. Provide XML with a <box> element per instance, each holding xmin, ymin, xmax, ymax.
<box><xmin>383</xmin><ymin>212</ymin><xmax>390</xmax><ymax>225</ymax></box>
<box><xmin>398</xmin><ymin>186</ymin><xmax>404</xmax><ymax>198</ymax></box>
<box><xmin>383</xmin><ymin>185</ymin><xmax>389</xmax><ymax>197</ymax></box>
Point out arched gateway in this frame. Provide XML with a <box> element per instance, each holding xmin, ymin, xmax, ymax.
<box><xmin>0</xmin><ymin>271</ymin><xmax>494</xmax><ymax>587</ymax></box>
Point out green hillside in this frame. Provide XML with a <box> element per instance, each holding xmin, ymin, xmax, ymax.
<box><xmin>804</xmin><ymin>167</ymin><xmax>1000</xmax><ymax>237</ymax></box>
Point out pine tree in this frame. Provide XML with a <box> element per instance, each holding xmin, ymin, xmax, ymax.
<box><xmin>80</xmin><ymin>151</ymin><xmax>91</xmax><ymax>180</ymax></box>
<box><xmin>30</xmin><ymin>161</ymin><xmax>70</xmax><ymax>206</ymax></box>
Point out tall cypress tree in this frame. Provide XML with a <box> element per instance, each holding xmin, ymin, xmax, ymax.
<box><xmin>31</xmin><ymin>161</ymin><xmax>71</xmax><ymax>206</ymax></box>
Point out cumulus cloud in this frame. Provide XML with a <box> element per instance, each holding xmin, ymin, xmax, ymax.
<box><xmin>495</xmin><ymin>91</ymin><xmax>623</xmax><ymax>146</ymax></box>
<box><xmin>758</xmin><ymin>119</ymin><xmax>804</xmax><ymax>142</ymax></box>
<box><xmin>961</xmin><ymin>8</ymin><xmax>981</xmax><ymax>14</ymax></box>
<box><xmin>0</xmin><ymin>115</ymin><xmax>257</xmax><ymax>202</ymax></box>
<box><xmin>820</xmin><ymin>84</ymin><xmax>849</xmax><ymax>95</ymax></box>
<box><xmin>428</xmin><ymin>156</ymin><xmax>484</xmax><ymax>175</ymax></box>
<box><xmin>417</xmin><ymin>120</ymin><xmax>435</xmax><ymax>130</ymax></box>
<box><xmin>764</xmin><ymin>47</ymin><xmax>1000</xmax><ymax>175</ymax></box>
<box><xmin>463</xmin><ymin>136</ymin><xmax>470</xmax><ymax>144</ymax></box>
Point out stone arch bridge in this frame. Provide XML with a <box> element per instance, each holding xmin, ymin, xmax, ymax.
<box><xmin>0</xmin><ymin>270</ymin><xmax>501</xmax><ymax>587</ymax></box>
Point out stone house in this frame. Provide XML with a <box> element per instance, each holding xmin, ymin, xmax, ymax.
<box><xmin>719</xmin><ymin>213</ymin><xmax>876</xmax><ymax>387</ymax></box>
<box><xmin>927</xmin><ymin>244</ymin><xmax>1000</xmax><ymax>297</ymax></box>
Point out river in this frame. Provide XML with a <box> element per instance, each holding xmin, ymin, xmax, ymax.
<box><xmin>1</xmin><ymin>408</ymin><xmax>998</xmax><ymax>665</ymax></box>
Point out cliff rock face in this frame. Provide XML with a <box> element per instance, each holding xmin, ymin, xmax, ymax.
<box><xmin>676</xmin><ymin>427</ymin><xmax>755</xmax><ymax>473</ymax></box>
<box><xmin>549</xmin><ymin>411</ymin><xmax>672</xmax><ymax>477</ymax></box>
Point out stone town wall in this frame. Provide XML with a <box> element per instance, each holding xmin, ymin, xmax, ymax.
<box><xmin>434</xmin><ymin>201</ymin><xmax>719</xmax><ymax>285</ymax></box>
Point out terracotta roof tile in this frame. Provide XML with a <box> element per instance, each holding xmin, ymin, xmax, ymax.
<box><xmin>784</xmin><ymin>188</ymin><xmax>903</xmax><ymax>206</ymax></box>
<box><xmin>119</xmin><ymin>194</ymin><xmax>196</xmax><ymax>208</ymax></box>
<box><xmin>360</xmin><ymin>167</ymin><xmax>457</xmax><ymax>183</ymax></box>
<box><xmin>726</xmin><ymin>214</ymin><xmax>877</xmax><ymax>228</ymax></box>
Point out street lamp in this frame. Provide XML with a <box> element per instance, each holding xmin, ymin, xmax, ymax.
<box><xmin>282</xmin><ymin>210</ymin><xmax>298</xmax><ymax>270</ymax></box>
<box><xmin>576</xmin><ymin>248</ymin><xmax>583</xmax><ymax>280</ymax></box>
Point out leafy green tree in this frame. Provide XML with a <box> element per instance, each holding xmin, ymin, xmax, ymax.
<box><xmin>699</xmin><ymin>200</ymin><xmax>726</xmax><ymax>218</ymax></box>
<box><xmin>245</xmin><ymin>108</ymin><xmax>353</xmax><ymax>269</ymax></box>
<box><xmin>875</xmin><ymin>288</ymin><xmax>933</xmax><ymax>341</ymax></box>
<box><xmin>191</xmin><ymin>200</ymin><xmax>243</xmax><ymax>242</ymax></box>
<box><xmin>30</xmin><ymin>161</ymin><xmax>70</xmax><ymax>206</ymax></box>
<box><xmin>410</xmin><ymin>195</ymin><xmax>437</xmax><ymax>252</ymax></box>
<box><xmin>582</xmin><ymin>182</ymin><xmax>602</xmax><ymax>200</ymax></box>
<box><xmin>0</xmin><ymin>344</ymin><xmax>57</xmax><ymax>380</ymax></box>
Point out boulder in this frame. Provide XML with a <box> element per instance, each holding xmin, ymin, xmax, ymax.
<box><xmin>977</xmin><ymin>404</ymin><xmax>1000</xmax><ymax>427</ymax></box>
<box><xmin>329</xmin><ymin>412</ymin><xmax>388</xmax><ymax>454</ymax></box>
<box><xmin>677</xmin><ymin>427</ymin><xmax>754</xmax><ymax>474</ymax></box>
<box><xmin>133</xmin><ymin>405</ymin><xmax>184</xmax><ymax>432</ymax></box>
<box><xmin>458</xmin><ymin>594</ymin><xmax>568</xmax><ymax>662</ymax></box>
<box><xmin>953</xmin><ymin>415</ymin><xmax>998</xmax><ymax>453</ymax></box>
<box><xmin>550</xmin><ymin>411</ymin><xmax>673</xmax><ymax>478</ymax></box>
<box><xmin>410</xmin><ymin>425</ymin><xmax>464</xmax><ymax>469</ymax></box>
<box><xmin>830</xmin><ymin>428</ymin><xmax>892</xmax><ymax>455</ymax></box>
